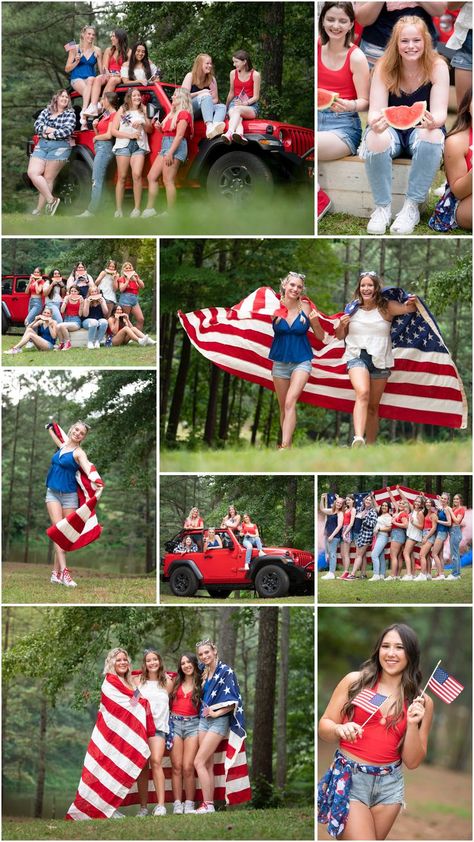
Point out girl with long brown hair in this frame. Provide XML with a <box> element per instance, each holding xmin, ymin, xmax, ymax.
<box><xmin>429</xmin><ymin>86</ymin><xmax>472</xmax><ymax>232</ymax></box>
<box><xmin>318</xmin><ymin>623</ymin><xmax>433</xmax><ymax>840</ymax></box>
<box><xmin>169</xmin><ymin>652</ymin><xmax>201</xmax><ymax>814</ymax></box>
<box><xmin>112</xmin><ymin>88</ymin><xmax>152</xmax><ymax>218</ymax></box>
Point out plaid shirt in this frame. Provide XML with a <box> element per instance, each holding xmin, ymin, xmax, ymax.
<box><xmin>355</xmin><ymin>508</ymin><xmax>378</xmax><ymax>547</ymax></box>
<box><xmin>34</xmin><ymin>107</ymin><xmax>76</xmax><ymax>139</ymax></box>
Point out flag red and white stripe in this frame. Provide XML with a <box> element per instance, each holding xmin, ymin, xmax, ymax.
<box><xmin>427</xmin><ymin>666</ymin><xmax>464</xmax><ymax>704</ymax></box>
<box><xmin>352</xmin><ymin>689</ymin><xmax>388</xmax><ymax>715</ymax></box>
<box><xmin>178</xmin><ymin>287</ymin><xmax>467</xmax><ymax>429</ymax></box>
<box><xmin>46</xmin><ymin>422</ymin><xmax>104</xmax><ymax>551</ymax></box>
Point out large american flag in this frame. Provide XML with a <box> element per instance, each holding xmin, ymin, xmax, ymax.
<box><xmin>46</xmin><ymin>422</ymin><xmax>104</xmax><ymax>551</ymax></box>
<box><xmin>428</xmin><ymin>666</ymin><xmax>464</xmax><ymax>704</ymax></box>
<box><xmin>178</xmin><ymin>286</ymin><xmax>467</xmax><ymax>428</ymax></box>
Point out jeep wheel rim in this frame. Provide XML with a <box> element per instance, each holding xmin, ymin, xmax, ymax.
<box><xmin>260</xmin><ymin>571</ymin><xmax>280</xmax><ymax>594</ymax></box>
<box><xmin>175</xmin><ymin>573</ymin><xmax>190</xmax><ymax>593</ymax></box>
<box><xmin>218</xmin><ymin>165</ymin><xmax>252</xmax><ymax>199</ymax></box>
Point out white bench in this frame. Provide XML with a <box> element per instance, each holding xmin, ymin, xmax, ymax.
<box><xmin>318</xmin><ymin>155</ymin><xmax>412</xmax><ymax>217</ymax></box>
<box><xmin>68</xmin><ymin>328</ymin><xmax>91</xmax><ymax>348</ymax></box>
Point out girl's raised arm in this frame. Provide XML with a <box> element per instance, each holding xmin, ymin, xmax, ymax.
<box><xmin>47</xmin><ymin>424</ymin><xmax>63</xmax><ymax>449</ymax></box>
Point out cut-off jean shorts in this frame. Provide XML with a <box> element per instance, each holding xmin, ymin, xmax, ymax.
<box><xmin>451</xmin><ymin>28</ymin><xmax>472</xmax><ymax>70</ymax></box>
<box><xmin>170</xmin><ymin>714</ymin><xmax>200</xmax><ymax>739</ymax></box>
<box><xmin>272</xmin><ymin>359</ymin><xmax>312</xmax><ymax>379</ymax></box>
<box><xmin>64</xmin><ymin>315</ymin><xmax>82</xmax><ymax>328</ymax></box>
<box><xmin>318</xmin><ymin>109</ymin><xmax>362</xmax><ymax>156</ymax></box>
<box><xmin>45</xmin><ymin>487</ymin><xmax>78</xmax><ymax>507</ymax></box>
<box><xmin>153</xmin><ymin>729</ymin><xmax>168</xmax><ymax>740</ymax></box>
<box><xmin>422</xmin><ymin>529</ymin><xmax>436</xmax><ymax>545</ymax></box>
<box><xmin>199</xmin><ymin>713</ymin><xmax>231</xmax><ymax>736</ymax></box>
<box><xmin>228</xmin><ymin>97</ymin><xmax>261</xmax><ymax>117</ymax></box>
<box><xmin>32</xmin><ymin>138</ymin><xmax>72</xmax><ymax>162</ymax></box>
<box><xmin>159</xmin><ymin>135</ymin><xmax>188</xmax><ymax>163</ymax></box>
<box><xmin>346</xmin><ymin>348</ymin><xmax>391</xmax><ymax>380</ymax></box>
<box><xmin>349</xmin><ymin>759</ymin><xmax>404</xmax><ymax>808</ymax></box>
<box><xmin>114</xmin><ymin>139</ymin><xmax>146</xmax><ymax>157</ymax></box>
<box><xmin>118</xmin><ymin>292</ymin><xmax>138</xmax><ymax>307</ymax></box>
<box><xmin>390</xmin><ymin>528</ymin><xmax>406</xmax><ymax>544</ymax></box>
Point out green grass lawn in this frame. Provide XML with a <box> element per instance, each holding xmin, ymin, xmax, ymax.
<box><xmin>1</xmin><ymin>334</ymin><xmax>156</xmax><ymax>367</ymax></box>
<box><xmin>159</xmin><ymin>590</ymin><xmax>314</xmax><ymax>605</ymax></box>
<box><xmin>2</xmin><ymin>807</ymin><xmax>314</xmax><ymax>840</ymax></box>
<box><xmin>2</xmin><ymin>563</ymin><xmax>156</xmax><ymax>604</ymax></box>
<box><xmin>318</xmin><ymin>568</ymin><xmax>472</xmax><ymax>604</ymax></box>
<box><xmin>160</xmin><ymin>439</ymin><xmax>472</xmax><ymax>474</ymax></box>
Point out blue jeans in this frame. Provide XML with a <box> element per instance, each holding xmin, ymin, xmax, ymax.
<box><xmin>192</xmin><ymin>94</ymin><xmax>226</xmax><ymax>124</ymax></box>
<box><xmin>26</xmin><ymin>298</ymin><xmax>43</xmax><ymax>325</ymax></box>
<box><xmin>243</xmin><ymin>535</ymin><xmax>263</xmax><ymax>566</ymax></box>
<box><xmin>44</xmin><ymin>302</ymin><xmax>63</xmax><ymax>323</ymax></box>
<box><xmin>450</xmin><ymin>525</ymin><xmax>462</xmax><ymax>576</ymax></box>
<box><xmin>325</xmin><ymin>536</ymin><xmax>340</xmax><ymax>574</ymax></box>
<box><xmin>371</xmin><ymin>532</ymin><xmax>390</xmax><ymax>576</ymax></box>
<box><xmin>82</xmin><ymin>317</ymin><xmax>108</xmax><ymax>343</ymax></box>
<box><xmin>361</xmin><ymin>127</ymin><xmax>444</xmax><ymax>206</ymax></box>
<box><xmin>88</xmin><ymin>140</ymin><xmax>114</xmax><ymax>213</ymax></box>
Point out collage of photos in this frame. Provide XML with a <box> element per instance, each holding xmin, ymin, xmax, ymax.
<box><xmin>0</xmin><ymin>2</ymin><xmax>472</xmax><ymax>842</ymax></box>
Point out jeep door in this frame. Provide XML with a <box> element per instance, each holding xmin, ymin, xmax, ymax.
<box><xmin>201</xmin><ymin>530</ymin><xmax>244</xmax><ymax>583</ymax></box>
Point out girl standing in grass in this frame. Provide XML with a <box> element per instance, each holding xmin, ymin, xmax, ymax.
<box><xmin>320</xmin><ymin>493</ymin><xmax>345</xmax><ymax>580</ymax></box>
<box><xmin>346</xmin><ymin>495</ymin><xmax>378</xmax><ymax>579</ymax></box>
<box><xmin>431</xmin><ymin>492</ymin><xmax>452</xmax><ymax>581</ymax></box>
<box><xmin>338</xmin><ymin>495</ymin><xmax>356</xmax><ymax>580</ymax></box>
<box><xmin>401</xmin><ymin>495</ymin><xmax>425</xmax><ymax>581</ymax></box>
<box><xmin>385</xmin><ymin>487</ymin><xmax>409</xmax><ymax>581</ymax></box>
<box><xmin>170</xmin><ymin>652</ymin><xmax>201</xmax><ymax>814</ymax></box>
<box><xmin>448</xmin><ymin>493</ymin><xmax>466</xmax><ymax>579</ymax></box>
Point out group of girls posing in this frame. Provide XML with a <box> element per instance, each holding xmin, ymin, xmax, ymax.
<box><xmin>72</xmin><ymin>639</ymin><xmax>244</xmax><ymax>817</ymax></box>
<box><xmin>269</xmin><ymin>270</ymin><xmax>416</xmax><ymax>449</ymax></box>
<box><xmin>319</xmin><ymin>622</ymin><xmax>433</xmax><ymax>841</ymax></box>
<box><xmin>320</xmin><ymin>487</ymin><xmax>466</xmax><ymax>581</ymax></box>
<box><xmin>318</xmin><ymin>3</ymin><xmax>472</xmax><ymax>234</ymax></box>
<box><xmin>29</xmin><ymin>29</ymin><xmax>261</xmax><ymax>218</ymax></box>
<box><xmin>181</xmin><ymin>506</ymin><xmax>263</xmax><ymax>569</ymax></box>
<box><xmin>5</xmin><ymin>260</ymin><xmax>155</xmax><ymax>354</ymax></box>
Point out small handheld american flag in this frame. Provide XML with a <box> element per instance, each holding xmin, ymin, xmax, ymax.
<box><xmin>427</xmin><ymin>666</ymin><xmax>464</xmax><ymax>704</ymax></box>
<box><xmin>352</xmin><ymin>688</ymin><xmax>388</xmax><ymax>715</ymax></box>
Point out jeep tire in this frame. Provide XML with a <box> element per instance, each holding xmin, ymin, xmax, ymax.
<box><xmin>206</xmin><ymin>152</ymin><xmax>273</xmax><ymax>202</ymax></box>
<box><xmin>2</xmin><ymin>311</ymin><xmax>9</xmax><ymax>335</ymax></box>
<box><xmin>169</xmin><ymin>566</ymin><xmax>199</xmax><ymax>597</ymax></box>
<box><xmin>255</xmin><ymin>564</ymin><xmax>290</xmax><ymax>598</ymax></box>
<box><xmin>206</xmin><ymin>587</ymin><xmax>232</xmax><ymax>599</ymax></box>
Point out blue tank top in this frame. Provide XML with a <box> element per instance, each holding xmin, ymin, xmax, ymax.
<box><xmin>86</xmin><ymin>302</ymin><xmax>105</xmax><ymax>320</ymax></box>
<box><xmin>38</xmin><ymin>324</ymin><xmax>55</xmax><ymax>345</ymax></box>
<box><xmin>388</xmin><ymin>82</ymin><xmax>432</xmax><ymax>110</ymax></box>
<box><xmin>70</xmin><ymin>50</ymin><xmax>98</xmax><ymax>81</ymax></box>
<box><xmin>325</xmin><ymin>512</ymin><xmax>342</xmax><ymax>538</ymax></box>
<box><xmin>46</xmin><ymin>448</ymin><xmax>78</xmax><ymax>492</ymax></box>
<box><xmin>269</xmin><ymin>312</ymin><xmax>313</xmax><ymax>363</ymax></box>
<box><xmin>437</xmin><ymin>509</ymin><xmax>449</xmax><ymax>535</ymax></box>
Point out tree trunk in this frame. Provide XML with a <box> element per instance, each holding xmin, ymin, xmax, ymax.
<box><xmin>218</xmin><ymin>372</ymin><xmax>230</xmax><ymax>442</ymax></box>
<box><xmin>160</xmin><ymin>313</ymin><xmax>177</xmax><ymax>425</ymax></box>
<box><xmin>251</xmin><ymin>386</ymin><xmax>264</xmax><ymax>446</ymax></box>
<box><xmin>284</xmin><ymin>477</ymin><xmax>297</xmax><ymax>544</ymax></box>
<box><xmin>262</xmin><ymin>4</ymin><xmax>285</xmax><ymax>94</ymax></box>
<box><xmin>34</xmin><ymin>694</ymin><xmax>47</xmax><ymax>818</ymax></box>
<box><xmin>204</xmin><ymin>364</ymin><xmax>220</xmax><ymax>446</ymax></box>
<box><xmin>276</xmin><ymin>608</ymin><xmax>290</xmax><ymax>788</ymax></box>
<box><xmin>219</xmin><ymin>608</ymin><xmax>238</xmax><ymax>664</ymax></box>
<box><xmin>23</xmin><ymin>390</ymin><xmax>39</xmax><ymax>563</ymax></box>
<box><xmin>3</xmin><ymin>399</ymin><xmax>21</xmax><ymax>559</ymax></box>
<box><xmin>252</xmin><ymin>607</ymin><xmax>278</xmax><ymax>783</ymax></box>
<box><xmin>165</xmin><ymin>332</ymin><xmax>191</xmax><ymax>444</ymax></box>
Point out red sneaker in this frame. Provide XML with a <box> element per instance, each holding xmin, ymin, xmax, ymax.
<box><xmin>337</xmin><ymin>571</ymin><xmax>349</xmax><ymax>580</ymax></box>
<box><xmin>317</xmin><ymin>189</ymin><xmax>332</xmax><ymax>221</ymax></box>
<box><xmin>62</xmin><ymin>567</ymin><xmax>77</xmax><ymax>587</ymax></box>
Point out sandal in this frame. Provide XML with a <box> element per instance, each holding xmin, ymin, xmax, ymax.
<box><xmin>351</xmin><ymin>436</ymin><xmax>366</xmax><ymax>448</ymax></box>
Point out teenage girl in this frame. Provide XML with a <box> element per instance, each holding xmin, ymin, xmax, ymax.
<box><xmin>5</xmin><ymin>306</ymin><xmax>70</xmax><ymax>355</ymax></box>
<box><xmin>96</xmin><ymin>259</ymin><xmax>119</xmax><ymax>314</ymax></box>
<box><xmin>347</xmin><ymin>495</ymin><xmax>378</xmax><ymax>579</ymax></box>
<box><xmin>337</xmin><ymin>495</ymin><xmax>356</xmax><ymax>580</ymax></box>
<box><xmin>182</xmin><ymin>54</ymin><xmax>226</xmax><ymax>139</ymax></box>
<box><xmin>418</xmin><ymin>499</ymin><xmax>438</xmax><ymax>580</ymax></box>
<box><xmin>65</xmin><ymin>26</ymin><xmax>104</xmax><ymax>129</ymax></box>
<box><xmin>431</xmin><ymin>493</ymin><xmax>452</xmax><ymax>581</ymax></box>
<box><xmin>429</xmin><ymin>87</ymin><xmax>472</xmax><ymax>232</ymax></box>
<box><xmin>121</xmin><ymin>42</ymin><xmax>159</xmax><ymax>84</ymax></box>
<box><xmin>223</xmin><ymin>50</ymin><xmax>261</xmax><ymax>144</ymax></box>
<box><xmin>204</xmin><ymin>528</ymin><xmax>223</xmax><ymax>551</ymax></box>
<box><xmin>317</xmin><ymin>2</ymin><xmax>370</xmax><ymax>219</ymax></box>
<box><xmin>66</xmin><ymin>261</ymin><xmax>94</xmax><ymax>296</ymax></box>
<box><xmin>170</xmin><ymin>652</ymin><xmax>201</xmax><ymax>814</ymax></box>
<box><xmin>108</xmin><ymin>304</ymin><xmax>153</xmax><ymax>346</ymax></box>
<box><xmin>320</xmin><ymin>493</ymin><xmax>345</xmax><ymax>580</ymax></box>
<box><xmin>385</xmin><ymin>487</ymin><xmax>409</xmax><ymax>581</ymax></box>
<box><xmin>43</xmin><ymin>269</ymin><xmax>65</xmax><ymax>322</ymax></box>
<box><xmin>78</xmin><ymin>92</ymin><xmax>120</xmax><ymax>219</ymax></box>
<box><xmin>241</xmin><ymin>514</ymin><xmax>263</xmax><ymax>569</ymax></box>
<box><xmin>133</xmin><ymin>649</ymin><xmax>174</xmax><ymax>817</ymax></box>
<box><xmin>318</xmin><ymin>623</ymin><xmax>433</xmax><ymax>841</ymax></box>
<box><xmin>61</xmin><ymin>286</ymin><xmax>84</xmax><ymax>332</ymax></box>
<box><xmin>112</xmin><ymin>88</ymin><xmax>152</xmax><ymax>218</ymax></box>
<box><xmin>87</xmin><ymin>29</ymin><xmax>130</xmax><ymax>114</ymax></box>
<box><xmin>143</xmin><ymin>88</ymin><xmax>194</xmax><ymax>217</ymax></box>
<box><xmin>221</xmin><ymin>505</ymin><xmax>242</xmax><ymax>531</ymax></box>
<box><xmin>448</xmin><ymin>493</ymin><xmax>466</xmax><ymax>580</ymax></box>
<box><xmin>184</xmin><ymin>507</ymin><xmax>204</xmax><ymax>528</ymax></box>
<box><xmin>25</xmin><ymin>268</ymin><xmax>46</xmax><ymax>325</ymax></box>
<box><xmin>82</xmin><ymin>285</ymin><xmax>109</xmax><ymax>349</ymax></box>
<box><xmin>369</xmin><ymin>500</ymin><xmax>392</xmax><ymax>581</ymax></box>
<box><xmin>401</xmin><ymin>495</ymin><xmax>425</xmax><ymax>581</ymax></box>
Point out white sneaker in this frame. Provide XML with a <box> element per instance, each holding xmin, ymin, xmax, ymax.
<box><xmin>184</xmin><ymin>800</ymin><xmax>195</xmax><ymax>814</ymax></box>
<box><xmin>114</xmin><ymin>209</ymin><xmax>123</xmax><ymax>218</ymax></box>
<box><xmin>367</xmin><ymin>205</ymin><xmax>392</xmax><ymax>235</ymax></box>
<box><xmin>445</xmin><ymin>573</ymin><xmax>458</xmax><ymax>580</ymax></box>
<box><xmin>137</xmin><ymin>806</ymin><xmax>149</xmax><ymax>817</ymax></box>
<box><xmin>207</xmin><ymin>121</ymin><xmax>226</xmax><ymax>139</ymax></box>
<box><xmin>145</xmin><ymin>335</ymin><xmax>157</xmax><ymax>345</ymax></box>
<box><xmin>384</xmin><ymin>575</ymin><xmax>394</xmax><ymax>581</ymax></box>
<box><xmin>321</xmin><ymin>571</ymin><xmax>335</xmax><ymax>580</ymax></box>
<box><xmin>76</xmin><ymin>209</ymin><xmax>94</xmax><ymax>217</ymax></box>
<box><xmin>426</xmin><ymin>574</ymin><xmax>432</xmax><ymax>580</ymax></box>
<box><xmin>94</xmin><ymin>341</ymin><xmax>100</xmax><ymax>349</ymax></box>
<box><xmin>50</xmin><ymin>570</ymin><xmax>62</xmax><ymax>585</ymax></box>
<box><xmin>401</xmin><ymin>574</ymin><xmax>413</xmax><ymax>581</ymax></box>
<box><xmin>194</xmin><ymin>802</ymin><xmax>215</xmax><ymax>814</ymax></box>
<box><xmin>173</xmin><ymin>800</ymin><xmax>184</xmax><ymax>814</ymax></box>
<box><xmin>25</xmin><ymin>341</ymin><xmax>34</xmax><ymax>349</ymax></box>
<box><xmin>62</xmin><ymin>567</ymin><xmax>77</xmax><ymax>588</ymax></box>
<box><xmin>433</xmin><ymin>575</ymin><xmax>445</xmax><ymax>581</ymax></box>
<box><xmin>111</xmin><ymin>809</ymin><xmax>125</xmax><ymax>819</ymax></box>
<box><xmin>351</xmin><ymin>436</ymin><xmax>365</xmax><ymax>448</ymax></box>
<box><xmin>390</xmin><ymin>199</ymin><xmax>420</xmax><ymax>234</ymax></box>
<box><xmin>87</xmin><ymin>341</ymin><xmax>94</xmax><ymax>349</ymax></box>
<box><xmin>138</xmin><ymin>337</ymin><xmax>148</xmax><ymax>346</ymax></box>
<box><xmin>414</xmin><ymin>573</ymin><xmax>427</xmax><ymax>581</ymax></box>
<box><xmin>368</xmin><ymin>574</ymin><xmax>380</xmax><ymax>582</ymax></box>
<box><xmin>152</xmin><ymin>804</ymin><xmax>167</xmax><ymax>816</ymax></box>
<box><xmin>142</xmin><ymin>207</ymin><xmax>157</xmax><ymax>218</ymax></box>
<box><xmin>130</xmin><ymin>208</ymin><xmax>141</xmax><ymax>218</ymax></box>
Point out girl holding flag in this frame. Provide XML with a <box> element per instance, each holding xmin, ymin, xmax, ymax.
<box><xmin>318</xmin><ymin>623</ymin><xmax>433</xmax><ymax>840</ymax></box>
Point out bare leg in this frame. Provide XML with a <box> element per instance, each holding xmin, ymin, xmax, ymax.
<box><xmin>348</xmin><ymin>367</ymin><xmax>371</xmax><ymax>439</ymax></box>
<box><xmin>456</xmin><ymin>196</ymin><xmax>472</xmax><ymax>231</ymax></box>
<box><xmin>130</xmin><ymin>303</ymin><xmax>144</xmax><ymax>331</ymax></box>
<box><xmin>366</xmin><ymin>377</ymin><xmax>389</xmax><ymax>444</ymax></box>
<box><xmin>149</xmin><ymin>736</ymin><xmax>166</xmax><ymax>806</ymax></box>
<box><xmin>273</xmin><ymin>377</ymin><xmax>291</xmax><ymax>440</ymax></box>
<box><xmin>170</xmin><ymin>736</ymin><xmax>184</xmax><ymax>801</ymax></box>
<box><xmin>371</xmin><ymin>803</ymin><xmax>402</xmax><ymax>840</ymax></box>
<box><xmin>115</xmin><ymin>156</ymin><xmax>130</xmax><ymax>212</ymax></box>
<box><xmin>272</xmin><ymin>369</ymin><xmax>310</xmax><ymax>447</ymax></box>
<box><xmin>182</xmin><ymin>736</ymin><xmax>198</xmax><ymax>801</ymax></box>
<box><xmin>27</xmin><ymin>158</ymin><xmax>54</xmax><ymax>206</ymax></box>
<box><xmin>46</xmin><ymin>503</ymin><xmax>74</xmax><ymax>573</ymax></box>
<box><xmin>341</xmin><ymin>801</ymin><xmax>377</xmax><ymax>840</ymax></box>
<box><xmin>162</xmin><ymin>159</ymin><xmax>181</xmax><ymax>208</ymax></box>
<box><xmin>137</xmin><ymin>762</ymin><xmax>150</xmax><ymax>807</ymax></box>
<box><xmin>194</xmin><ymin>730</ymin><xmax>223</xmax><ymax>803</ymax></box>
<box><xmin>130</xmin><ymin>153</ymin><xmax>145</xmax><ymax>211</ymax></box>
<box><xmin>146</xmin><ymin>157</ymin><xmax>164</xmax><ymax>209</ymax></box>
<box><xmin>389</xmin><ymin>540</ymin><xmax>403</xmax><ymax>577</ymax></box>
<box><xmin>431</xmin><ymin>536</ymin><xmax>445</xmax><ymax>577</ymax></box>
<box><xmin>402</xmin><ymin>539</ymin><xmax>416</xmax><ymax>576</ymax></box>
<box><xmin>318</xmin><ymin>131</ymin><xmax>353</xmax><ymax>161</ymax></box>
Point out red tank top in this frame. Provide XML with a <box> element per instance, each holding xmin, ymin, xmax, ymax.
<box><xmin>424</xmin><ymin>514</ymin><xmax>434</xmax><ymax>529</ymax></box>
<box><xmin>234</xmin><ymin>69</ymin><xmax>254</xmax><ymax>99</ymax></box>
<box><xmin>119</xmin><ymin>274</ymin><xmax>139</xmax><ymax>295</ymax></box>
<box><xmin>29</xmin><ymin>280</ymin><xmax>44</xmax><ymax>296</ymax></box>
<box><xmin>465</xmin><ymin>126</ymin><xmax>472</xmax><ymax>171</ymax></box>
<box><xmin>171</xmin><ymin>683</ymin><xmax>199</xmax><ymax>716</ymax></box>
<box><xmin>453</xmin><ymin>506</ymin><xmax>466</xmax><ymax>520</ymax></box>
<box><xmin>392</xmin><ymin>511</ymin><xmax>408</xmax><ymax>528</ymax></box>
<box><xmin>242</xmin><ymin>522</ymin><xmax>257</xmax><ymax>536</ymax></box>
<box><xmin>318</xmin><ymin>40</ymin><xmax>358</xmax><ymax>100</ymax></box>
<box><xmin>343</xmin><ymin>510</ymin><xmax>353</xmax><ymax>526</ymax></box>
<box><xmin>65</xmin><ymin>298</ymin><xmax>81</xmax><ymax>316</ymax></box>
<box><xmin>108</xmin><ymin>50</ymin><xmax>124</xmax><ymax>74</ymax></box>
<box><xmin>340</xmin><ymin>683</ymin><xmax>408</xmax><ymax>764</ymax></box>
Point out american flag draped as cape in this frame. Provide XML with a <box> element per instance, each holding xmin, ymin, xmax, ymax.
<box><xmin>66</xmin><ymin>674</ymin><xmax>155</xmax><ymax>820</ymax></box>
<box><xmin>178</xmin><ymin>286</ymin><xmax>467</xmax><ymax>429</ymax></box>
<box><xmin>46</xmin><ymin>422</ymin><xmax>104</xmax><ymax>551</ymax></box>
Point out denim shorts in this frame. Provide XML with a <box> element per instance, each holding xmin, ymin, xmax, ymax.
<box><xmin>45</xmin><ymin>487</ymin><xmax>78</xmax><ymax>507</ymax></box>
<box><xmin>318</xmin><ymin>109</ymin><xmax>362</xmax><ymax>156</ymax></box>
<box><xmin>349</xmin><ymin>761</ymin><xmax>404</xmax><ymax>808</ymax></box>
<box><xmin>359</xmin><ymin>37</ymin><xmax>385</xmax><ymax>68</ymax></box>
<box><xmin>228</xmin><ymin>97</ymin><xmax>261</xmax><ymax>117</ymax></box>
<box><xmin>119</xmin><ymin>292</ymin><xmax>138</xmax><ymax>307</ymax></box>
<box><xmin>32</xmin><ymin>138</ymin><xmax>72</xmax><ymax>162</ymax></box>
<box><xmin>436</xmin><ymin>529</ymin><xmax>449</xmax><ymax>541</ymax></box>
<box><xmin>153</xmin><ymin>729</ymin><xmax>168</xmax><ymax>740</ymax></box>
<box><xmin>362</xmin><ymin>125</ymin><xmax>445</xmax><ymax>161</ymax></box>
<box><xmin>64</xmin><ymin>315</ymin><xmax>82</xmax><ymax>328</ymax></box>
<box><xmin>114</xmin><ymin>139</ymin><xmax>146</xmax><ymax>157</ymax></box>
<box><xmin>346</xmin><ymin>349</ymin><xmax>391</xmax><ymax>379</ymax></box>
<box><xmin>171</xmin><ymin>714</ymin><xmax>200</xmax><ymax>739</ymax></box>
<box><xmin>451</xmin><ymin>29</ymin><xmax>472</xmax><ymax>70</ymax></box>
<box><xmin>199</xmin><ymin>714</ymin><xmax>231</xmax><ymax>736</ymax></box>
<box><xmin>422</xmin><ymin>529</ymin><xmax>435</xmax><ymax>544</ymax></box>
<box><xmin>390</xmin><ymin>528</ymin><xmax>406</xmax><ymax>544</ymax></box>
<box><xmin>160</xmin><ymin>135</ymin><xmax>188</xmax><ymax>163</ymax></box>
<box><xmin>271</xmin><ymin>359</ymin><xmax>312</xmax><ymax>379</ymax></box>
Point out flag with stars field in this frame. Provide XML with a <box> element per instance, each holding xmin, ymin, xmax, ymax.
<box><xmin>179</xmin><ymin>286</ymin><xmax>467</xmax><ymax>429</ymax></box>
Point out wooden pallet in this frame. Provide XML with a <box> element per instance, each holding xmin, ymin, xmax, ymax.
<box><xmin>318</xmin><ymin>155</ymin><xmax>412</xmax><ymax>217</ymax></box>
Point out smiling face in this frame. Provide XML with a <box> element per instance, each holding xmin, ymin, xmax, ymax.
<box><xmin>110</xmin><ymin>32</ymin><xmax>118</xmax><ymax>45</ymax></box>
<box><xmin>197</xmin><ymin>643</ymin><xmax>217</xmax><ymax>667</ymax></box>
<box><xmin>378</xmin><ymin>629</ymin><xmax>408</xmax><ymax>676</ymax></box>
<box><xmin>334</xmin><ymin>497</ymin><xmax>344</xmax><ymax>511</ymax></box>
<box><xmin>68</xmin><ymin>423</ymin><xmax>87</xmax><ymax>444</ymax></box>
<box><xmin>364</xmin><ymin>496</ymin><xmax>372</xmax><ymax>509</ymax></box>
<box><xmin>440</xmin><ymin>492</ymin><xmax>450</xmax><ymax>506</ymax></box>
<box><xmin>201</xmin><ymin>54</ymin><xmax>213</xmax><ymax>74</ymax></box>
<box><xmin>76</xmin><ymin>263</ymin><xmax>86</xmax><ymax>274</ymax></box>
<box><xmin>52</xmin><ymin>270</ymin><xmax>62</xmax><ymax>279</ymax></box>
<box><xmin>57</xmin><ymin>91</ymin><xmax>70</xmax><ymax>111</ymax></box>
<box><xmin>359</xmin><ymin>275</ymin><xmax>376</xmax><ymax>303</ymax></box>
<box><xmin>232</xmin><ymin>56</ymin><xmax>247</xmax><ymax>72</ymax></box>
<box><xmin>184</xmin><ymin>536</ymin><xmax>193</xmax><ymax>547</ymax></box>
<box><xmin>453</xmin><ymin>494</ymin><xmax>462</xmax><ymax>507</ymax></box>
<box><xmin>323</xmin><ymin>5</ymin><xmax>353</xmax><ymax>41</ymax></box>
<box><xmin>114</xmin><ymin>650</ymin><xmax>130</xmax><ymax>676</ymax></box>
<box><xmin>130</xmin><ymin>89</ymin><xmax>142</xmax><ymax>109</ymax></box>
<box><xmin>135</xmin><ymin>44</ymin><xmax>146</xmax><ymax>61</ymax></box>
<box><xmin>84</xmin><ymin>27</ymin><xmax>96</xmax><ymax>45</ymax></box>
<box><xmin>229</xmin><ymin>506</ymin><xmax>236</xmax><ymax>517</ymax></box>
<box><xmin>282</xmin><ymin>275</ymin><xmax>304</xmax><ymax>300</ymax></box>
<box><xmin>145</xmin><ymin>651</ymin><xmax>161</xmax><ymax>674</ymax></box>
<box><xmin>381</xmin><ymin>501</ymin><xmax>390</xmax><ymax>514</ymax></box>
<box><xmin>345</xmin><ymin>496</ymin><xmax>353</xmax><ymax>508</ymax></box>
<box><xmin>413</xmin><ymin>496</ymin><xmax>423</xmax><ymax>510</ymax></box>
<box><xmin>398</xmin><ymin>23</ymin><xmax>425</xmax><ymax>61</ymax></box>
<box><xmin>180</xmin><ymin>655</ymin><xmax>195</xmax><ymax>675</ymax></box>
<box><xmin>402</xmin><ymin>500</ymin><xmax>411</xmax><ymax>514</ymax></box>
<box><xmin>123</xmin><ymin>262</ymin><xmax>134</xmax><ymax>273</ymax></box>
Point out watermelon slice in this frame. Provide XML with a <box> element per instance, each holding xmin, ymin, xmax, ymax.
<box><xmin>318</xmin><ymin>88</ymin><xmax>339</xmax><ymax>111</ymax></box>
<box><xmin>382</xmin><ymin>101</ymin><xmax>427</xmax><ymax>130</ymax></box>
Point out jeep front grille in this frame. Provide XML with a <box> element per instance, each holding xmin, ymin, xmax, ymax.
<box><xmin>279</xmin><ymin>127</ymin><xmax>314</xmax><ymax>158</ymax></box>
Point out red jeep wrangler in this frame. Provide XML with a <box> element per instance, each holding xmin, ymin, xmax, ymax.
<box><xmin>161</xmin><ymin>526</ymin><xmax>314</xmax><ymax>599</ymax></box>
<box><xmin>2</xmin><ymin>274</ymin><xmax>45</xmax><ymax>333</ymax></box>
<box><xmin>25</xmin><ymin>81</ymin><xmax>314</xmax><ymax>210</ymax></box>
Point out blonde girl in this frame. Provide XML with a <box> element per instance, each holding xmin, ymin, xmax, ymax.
<box><xmin>65</xmin><ymin>26</ymin><xmax>105</xmax><ymax>129</ymax></box>
<box><xmin>143</xmin><ymin>88</ymin><xmax>194</xmax><ymax>216</ymax></box>
<box><xmin>182</xmin><ymin>54</ymin><xmax>226</xmax><ymax>139</ymax></box>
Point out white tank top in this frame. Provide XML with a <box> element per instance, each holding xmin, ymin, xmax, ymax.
<box><xmin>344</xmin><ymin>307</ymin><xmax>393</xmax><ymax>369</ymax></box>
<box><xmin>139</xmin><ymin>680</ymin><xmax>170</xmax><ymax>732</ymax></box>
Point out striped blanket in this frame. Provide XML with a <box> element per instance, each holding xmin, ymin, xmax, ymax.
<box><xmin>178</xmin><ymin>286</ymin><xmax>467</xmax><ymax>429</ymax></box>
<box><xmin>66</xmin><ymin>674</ymin><xmax>155</xmax><ymax>820</ymax></box>
<box><xmin>46</xmin><ymin>422</ymin><xmax>104</xmax><ymax>551</ymax></box>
